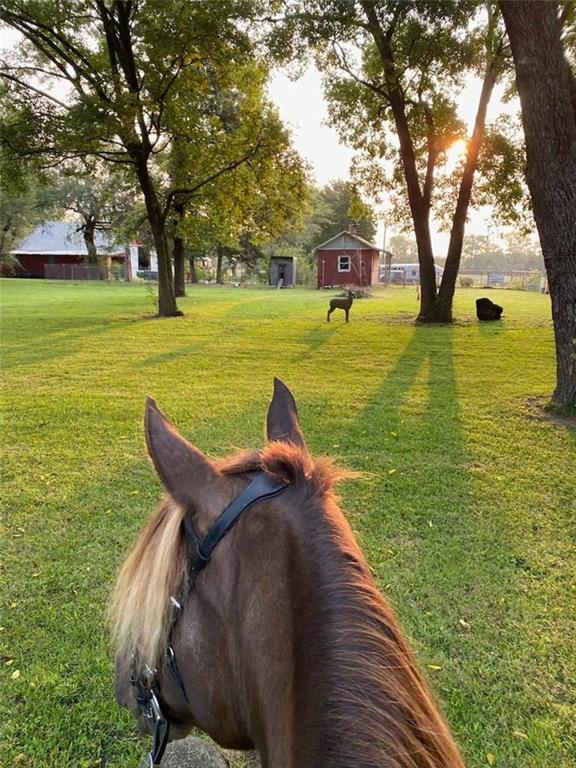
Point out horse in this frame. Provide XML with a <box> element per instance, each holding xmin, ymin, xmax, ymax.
<box><xmin>327</xmin><ymin>290</ymin><xmax>354</xmax><ymax>322</ymax></box>
<box><xmin>111</xmin><ymin>379</ymin><xmax>465</xmax><ymax>768</ymax></box>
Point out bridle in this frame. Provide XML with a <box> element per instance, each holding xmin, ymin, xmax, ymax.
<box><xmin>130</xmin><ymin>471</ymin><xmax>289</xmax><ymax>767</ymax></box>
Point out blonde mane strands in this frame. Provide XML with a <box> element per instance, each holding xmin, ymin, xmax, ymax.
<box><xmin>110</xmin><ymin>499</ymin><xmax>187</xmax><ymax>668</ymax></box>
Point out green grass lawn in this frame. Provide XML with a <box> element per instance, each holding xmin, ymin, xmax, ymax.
<box><xmin>1</xmin><ymin>279</ymin><xmax>574</xmax><ymax>768</ymax></box>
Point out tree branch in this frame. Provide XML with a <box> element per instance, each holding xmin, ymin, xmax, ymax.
<box><xmin>1</xmin><ymin>8</ymin><xmax>110</xmax><ymax>101</ymax></box>
<box><xmin>0</xmin><ymin>64</ymin><xmax>70</xmax><ymax>81</ymax></box>
<box><xmin>162</xmin><ymin>139</ymin><xmax>263</xmax><ymax>220</ymax></box>
<box><xmin>0</xmin><ymin>71</ymin><xmax>71</xmax><ymax>110</ymax></box>
<box><xmin>331</xmin><ymin>42</ymin><xmax>390</xmax><ymax>100</ymax></box>
<box><xmin>421</xmin><ymin>99</ymin><xmax>437</xmax><ymax>210</ymax></box>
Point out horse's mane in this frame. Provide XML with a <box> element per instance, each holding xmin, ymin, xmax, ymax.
<box><xmin>299</xmin><ymin>497</ymin><xmax>464</xmax><ymax>767</ymax></box>
<box><xmin>110</xmin><ymin>442</ymin><xmax>463</xmax><ymax>767</ymax></box>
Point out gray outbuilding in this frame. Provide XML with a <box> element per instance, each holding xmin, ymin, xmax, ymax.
<box><xmin>269</xmin><ymin>256</ymin><xmax>296</xmax><ymax>287</ymax></box>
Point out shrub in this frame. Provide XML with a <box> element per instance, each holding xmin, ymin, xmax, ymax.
<box><xmin>343</xmin><ymin>284</ymin><xmax>371</xmax><ymax>298</ymax></box>
<box><xmin>109</xmin><ymin>263</ymin><xmax>125</xmax><ymax>282</ymax></box>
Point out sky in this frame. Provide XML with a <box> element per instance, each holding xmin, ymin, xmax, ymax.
<box><xmin>268</xmin><ymin>65</ymin><xmax>522</xmax><ymax>254</ymax></box>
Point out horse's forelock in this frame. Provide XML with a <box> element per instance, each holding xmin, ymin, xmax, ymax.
<box><xmin>109</xmin><ymin>499</ymin><xmax>187</xmax><ymax>668</ymax></box>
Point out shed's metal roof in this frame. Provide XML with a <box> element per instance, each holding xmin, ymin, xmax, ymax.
<box><xmin>11</xmin><ymin>221</ymin><xmax>123</xmax><ymax>255</ymax></box>
<box><xmin>315</xmin><ymin>230</ymin><xmax>379</xmax><ymax>251</ymax></box>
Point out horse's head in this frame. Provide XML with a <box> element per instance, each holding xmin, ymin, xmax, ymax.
<box><xmin>112</xmin><ymin>380</ymin><xmax>464</xmax><ymax>768</ymax></box>
<box><xmin>112</xmin><ymin>378</ymin><xmax>321</xmax><ymax>749</ymax></box>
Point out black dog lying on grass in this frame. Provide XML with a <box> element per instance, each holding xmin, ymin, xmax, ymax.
<box><xmin>476</xmin><ymin>297</ymin><xmax>503</xmax><ymax>320</ymax></box>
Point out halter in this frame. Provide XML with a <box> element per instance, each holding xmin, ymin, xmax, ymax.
<box><xmin>131</xmin><ymin>471</ymin><xmax>289</xmax><ymax>767</ymax></box>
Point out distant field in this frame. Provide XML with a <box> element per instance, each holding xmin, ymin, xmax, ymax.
<box><xmin>1</xmin><ymin>279</ymin><xmax>574</xmax><ymax>767</ymax></box>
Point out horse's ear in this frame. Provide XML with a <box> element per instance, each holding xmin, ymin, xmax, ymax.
<box><xmin>266</xmin><ymin>378</ymin><xmax>307</xmax><ymax>449</ymax></box>
<box><xmin>144</xmin><ymin>397</ymin><xmax>218</xmax><ymax>509</ymax></box>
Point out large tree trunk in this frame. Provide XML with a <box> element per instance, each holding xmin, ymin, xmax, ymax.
<box><xmin>173</xmin><ymin>235</ymin><xmax>186</xmax><ymax>297</ymax></box>
<box><xmin>411</xmin><ymin>204</ymin><xmax>439</xmax><ymax>322</ymax></box>
<box><xmin>361</xmin><ymin>0</ymin><xmax>441</xmax><ymax>322</ymax></box>
<box><xmin>189</xmin><ymin>254</ymin><xmax>198</xmax><ymax>283</ymax></box>
<box><xmin>82</xmin><ymin>220</ymin><xmax>98</xmax><ymax>265</ymax></box>
<box><xmin>172</xmin><ymin>202</ymin><xmax>186</xmax><ymax>297</ymax></box>
<box><xmin>134</xmin><ymin>160</ymin><xmax>181</xmax><ymax>317</ymax></box>
<box><xmin>438</xmin><ymin>67</ymin><xmax>497</xmax><ymax>318</ymax></box>
<box><xmin>500</xmin><ymin>1</ymin><xmax>576</xmax><ymax>406</ymax></box>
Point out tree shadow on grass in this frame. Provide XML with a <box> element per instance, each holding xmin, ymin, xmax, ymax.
<box><xmin>137</xmin><ymin>342</ymin><xmax>207</xmax><ymax>368</ymax></box>
<box><xmin>294</xmin><ymin>323</ymin><xmax>340</xmax><ymax>362</ymax></box>
<box><xmin>1</xmin><ymin>315</ymin><xmax>149</xmax><ymax>369</ymax></box>
<box><xmin>339</xmin><ymin>325</ymin><xmax>539</xmax><ymax>765</ymax></box>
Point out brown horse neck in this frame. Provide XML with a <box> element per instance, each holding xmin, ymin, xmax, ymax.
<box><xmin>244</xmin><ymin>498</ymin><xmax>464</xmax><ymax>768</ymax></box>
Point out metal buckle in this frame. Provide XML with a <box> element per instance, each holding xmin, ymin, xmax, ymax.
<box><xmin>141</xmin><ymin>664</ymin><xmax>157</xmax><ymax>691</ymax></box>
<box><xmin>130</xmin><ymin>662</ymin><xmax>170</xmax><ymax>765</ymax></box>
<box><xmin>132</xmin><ymin>675</ymin><xmax>170</xmax><ymax>765</ymax></box>
<box><xmin>147</xmin><ymin>689</ymin><xmax>170</xmax><ymax>765</ymax></box>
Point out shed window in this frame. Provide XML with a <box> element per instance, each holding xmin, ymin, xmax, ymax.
<box><xmin>338</xmin><ymin>255</ymin><xmax>351</xmax><ymax>272</ymax></box>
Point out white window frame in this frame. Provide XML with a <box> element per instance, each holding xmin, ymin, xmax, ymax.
<box><xmin>338</xmin><ymin>254</ymin><xmax>351</xmax><ymax>272</ymax></box>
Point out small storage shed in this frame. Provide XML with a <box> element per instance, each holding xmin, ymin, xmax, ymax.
<box><xmin>269</xmin><ymin>256</ymin><xmax>296</xmax><ymax>287</ymax></box>
<box><xmin>315</xmin><ymin>229</ymin><xmax>380</xmax><ymax>288</ymax></box>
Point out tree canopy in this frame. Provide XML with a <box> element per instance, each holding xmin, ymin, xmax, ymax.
<box><xmin>0</xmin><ymin>0</ymin><xmax>308</xmax><ymax>314</ymax></box>
<box><xmin>265</xmin><ymin>0</ymin><xmax>526</xmax><ymax>321</ymax></box>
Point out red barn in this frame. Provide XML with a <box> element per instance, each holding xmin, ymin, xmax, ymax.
<box><xmin>315</xmin><ymin>228</ymin><xmax>380</xmax><ymax>288</ymax></box>
<box><xmin>7</xmin><ymin>221</ymin><xmax>125</xmax><ymax>278</ymax></box>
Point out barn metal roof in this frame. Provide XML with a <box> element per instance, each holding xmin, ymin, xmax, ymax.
<box><xmin>11</xmin><ymin>221</ymin><xmax>123</xmax><ymax>255</ymax></box>
<box><xmin>315</xmin><ymin>230</ymin><xmax>380</xmax><ymax>251</ymax></box>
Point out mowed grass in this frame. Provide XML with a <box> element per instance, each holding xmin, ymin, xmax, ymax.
<box><xmin>0</xmin><ymin>279</ymin><xmax>574</xmax><ymax>768</ymax></box>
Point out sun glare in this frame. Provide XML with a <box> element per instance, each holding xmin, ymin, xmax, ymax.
<box><xmin>446</xmin><ymin>138</ymin><xmax>468</xmax><ymax>166</ymax></box>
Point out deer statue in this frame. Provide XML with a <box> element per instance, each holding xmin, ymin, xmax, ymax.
<box><xmin>327</xmin><ymin>289</ymin><xmax>354</xmax><ymax>323</ymax></box>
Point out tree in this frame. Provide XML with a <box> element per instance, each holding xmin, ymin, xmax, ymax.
<box><xmin>499</xmin><ymin>1</ymin><xmax>576</xmax><ymax>407</ymax></box>
<box><xmin>0</xmin><ymin>0</ymin><xmax>276</xmax><ymax>316</ymax></box>
<box><xmin>460</xmin><ymin>234</ymin><xmax>504</xmax><ymax>270</ymax></box>
<box><xmin>388</xmin><ymin>234</ymin><xmax>418</xmax><ymax>262</ymax></box>
<box><xmin>313</xmin><ymin>180</ymin><xmax>377</xmax><ymax>246</ymax></box>
<box><xmin>267</xmin><ymin>1</ymin><xmax>515</xmax><ymax>321</ymax></box>
<box><xmin>502</xmin><ymin>231</ymin><xmax>543</xmax><ymax>272</ymax></box>
<box><xmin>0</xmin><ymin>100</ymin><xmax>50</xmax><ymax>271</ymax></box>
<box><xmin>0</xmin><ymin>175</ymin><xmax>46</xmax><ymax>272</ymax></box>
<box><xmin>38</xmin><ymin>162</ymin><xmax>135</xmax><ymax>264</ymax></box>
<box><xmin>259</xmin><ymin>185</ymin><xmax>326</xmax><ymax>285</ymax></box>
<box><xmin>167</xmin><ymin>64</ymin><xmax>310</xmax><ymax>293</ymax></box>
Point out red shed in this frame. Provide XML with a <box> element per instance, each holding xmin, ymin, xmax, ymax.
<box><xmin>315</xmin><ymin>228</ymin><xmax>380</xmax><ymax>288</ymax></box>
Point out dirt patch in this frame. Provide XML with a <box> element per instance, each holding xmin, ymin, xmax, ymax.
<box><xmin>525</xmin><ymin>396</ymin><xmax>576</xmax><ymax>430</ymax></box>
